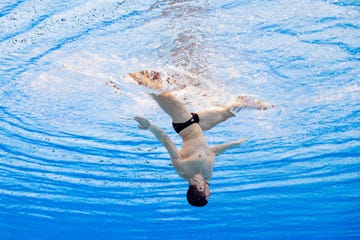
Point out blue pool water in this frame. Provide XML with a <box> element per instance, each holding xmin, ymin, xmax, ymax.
<box><xmin>1</xmin><ymin>0</ymin><xmax>359</xmax><ymax>239</ymax></box>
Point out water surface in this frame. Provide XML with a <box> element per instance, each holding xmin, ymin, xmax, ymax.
<box><xmin>1</xmin><ymin>0</ymin><xmax>359</xmax><ymax>239</ymax></box>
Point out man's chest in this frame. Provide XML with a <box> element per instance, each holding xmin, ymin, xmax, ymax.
<box><xmin>176</xmin><ymin>150</ymin><xmax>215</xmax><ymax>179</ymax></box>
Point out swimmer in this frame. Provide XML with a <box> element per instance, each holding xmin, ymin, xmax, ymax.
<box><xmin>129</xmin><ymin>70</ymin><xmax>273</xmax><ymax>207</ymax></box>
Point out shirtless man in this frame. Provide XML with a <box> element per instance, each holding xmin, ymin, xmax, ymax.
<box><xmin>129</xmin><ymin>70</ymin><xmax>272</xmax><ymax>207</ymax></box>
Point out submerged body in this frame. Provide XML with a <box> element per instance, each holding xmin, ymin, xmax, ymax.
<box><xmin>176</xmin><ymin>123</ymin><xmax>215</xmax><ymax>183</ymax></box>
<box><xmin>130</xmin><ymin>70</ymin><xmax>273</xmax><ymax>206</ymax></box>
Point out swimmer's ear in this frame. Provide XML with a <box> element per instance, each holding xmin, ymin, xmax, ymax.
<box><xmin>211</xmin><ymin>138</ymin><xmax>247</xmax><ymax>156</ymax></box>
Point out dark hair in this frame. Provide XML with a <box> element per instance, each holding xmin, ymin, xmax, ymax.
<box><xmin>186</xmin><ymin>185</ymin><xmax>208</xmax><ymax>207</ymax></box>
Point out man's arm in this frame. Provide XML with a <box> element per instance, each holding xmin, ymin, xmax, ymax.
<box><xmin>211</xmin><ymin>138</ymin><xmax>247</xmax><ymax>156</ymax></box>
<box><xmin>134</xmin><ymin>116</ymin><xmax>182</xmax><ymax>164</ymax></box>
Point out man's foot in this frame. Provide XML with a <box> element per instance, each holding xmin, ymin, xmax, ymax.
<box><xmin>128</xmin><ymin>70</ymin><xmax>163</xmax><ymax>90</ymax></box>
<box><xmin>227</xmin><ymin>96</ymin><xmax>274</xmax><ymax>114</ymax></box>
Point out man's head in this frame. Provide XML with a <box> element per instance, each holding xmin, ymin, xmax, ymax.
<box><xmin>186</xmin><ymin>182</ymin><xmax>210</xmax><ymax>207</ymax></box>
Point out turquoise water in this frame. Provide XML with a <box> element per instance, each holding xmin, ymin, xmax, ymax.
<box><xmin>1</xmin><ymin>0</ymin><xmax>359</xmax><ymax>239</ymax></box>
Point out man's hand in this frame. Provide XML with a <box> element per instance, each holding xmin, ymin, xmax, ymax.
<box><xmin>134</xmin><ymin>116</ymin><xmax>151</xmax><ymax>130</ymax></box>
<box><xmin>134</xmin><ymin>116</ymin><xmax>182</xmax><ymax>162</ymax></box>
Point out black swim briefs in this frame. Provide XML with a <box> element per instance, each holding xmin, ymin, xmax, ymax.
<box><xmin>172</xmin><ymin>113</ymin><xmax>200</xmax><ymax>134</ymax></box>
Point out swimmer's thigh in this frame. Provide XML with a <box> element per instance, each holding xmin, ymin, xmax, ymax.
<box><xmin>152</xmin><ymin>91</ymin><xmax>192</xmax><ymax>123</ymax></box>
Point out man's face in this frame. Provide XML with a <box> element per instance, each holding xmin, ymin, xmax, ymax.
<box><xmin>197</xmin><ymin>182</ymin><xmax>210</xmax><ymax>200</ymax></box>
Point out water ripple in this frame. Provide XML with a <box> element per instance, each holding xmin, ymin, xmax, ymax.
<box><xmin>1</xmin><ymin>0</ymin><xmax>360</xmax><ymax>239</ymax></box>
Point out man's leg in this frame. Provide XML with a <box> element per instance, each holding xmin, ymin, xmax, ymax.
<box><xmin>151</xmin><ymin>91</ymin><xmax>193</xmax><ymax>123</ymax></box>
<box><xmin>128</xmin><ymin>70</ymin><xmax>163</xmax><ymax>90</ymax></box>
<box><xmin>197</xmin><ymin>108</ymin><xmax>234</xmax><ymax>131</ymax></box>
<box><xmin>197</xmin><ymin>96</ymin><xmax>274</xmax><ymax>131</ymax></box>
<box><xmin>230</xmin><ymin>96</ymin><xmax>274</xmax><ymax>111</ymax></box>
<box><xmin>129</xmin><ymin>70</ymin><xmax>192</xmax><ymax>123</ymax></box>
<box><xmin>129</xmin><ymin>71</ymin><xmax>273</xmax><ymax>127</ymax></box>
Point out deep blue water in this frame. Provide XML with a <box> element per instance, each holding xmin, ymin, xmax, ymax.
<box><xmin>1</xmin><ymin>0</ymin><xmax>359</xmax><ymax>239</ymax></box>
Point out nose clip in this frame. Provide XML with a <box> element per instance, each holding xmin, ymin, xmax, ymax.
<box><xmin>198</xmin><ymin>185</ymin><xmax>205</xmax><ymax>192</ymax></box>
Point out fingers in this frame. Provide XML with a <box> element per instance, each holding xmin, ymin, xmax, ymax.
<box><xmin>134</xmin><ymin>116</ymin><xmax>144</xmax><ymax>122</ymax></box>
<box><xmin>134</xmin><ymin>116</ymin><xmax>150</xmax><ymax>129</ymax></box>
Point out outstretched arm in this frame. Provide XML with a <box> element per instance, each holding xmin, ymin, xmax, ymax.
<box><xmin>211</xmin><ymin>138</ymin><xmax>247</xmax><ymax>156</ymax></box>
<box><xmin>134</xmin><ymin>116</ymin><xmax>182</xmax><ymax>164</ymax></box>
